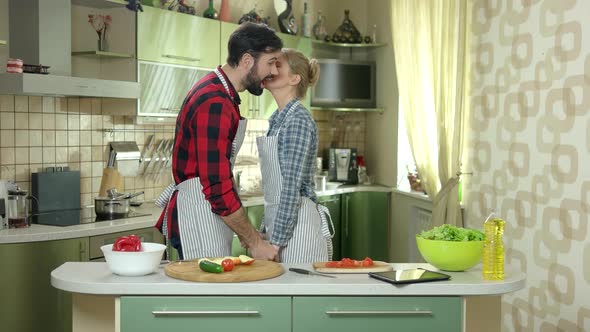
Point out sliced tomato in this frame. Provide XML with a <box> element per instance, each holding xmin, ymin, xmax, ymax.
<box><xmin>361</xmin><ymin>257</ymin><xmax>374</xmax><ymax>267</ymax></box>
<box><xmin>325</xmin><ymin>261</ymin><xmax>341</xmax><ymax>268</ymax></box>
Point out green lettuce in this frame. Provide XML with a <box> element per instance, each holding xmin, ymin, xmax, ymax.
<box><xmin>417</xmin><ymin>224</ymin><xmax>484</xmax><ymax>241</ymax></box>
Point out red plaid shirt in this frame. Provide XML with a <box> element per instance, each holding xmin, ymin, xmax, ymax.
<box><xmin>156</xmin><ymin>67</ymin><xmax>242</xmax><ymax>240</ymax></box>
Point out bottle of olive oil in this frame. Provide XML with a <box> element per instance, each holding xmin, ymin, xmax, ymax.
<box><xmin>482</xmin><ymin>212</ymin><xmax>505</xmax><ymax>280</ymax></box>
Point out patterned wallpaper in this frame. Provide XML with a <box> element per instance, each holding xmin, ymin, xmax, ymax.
<box><xmin>465</xmin><ymin>0</ymin><xmax>590</xmax><ymax>330</ymax></box>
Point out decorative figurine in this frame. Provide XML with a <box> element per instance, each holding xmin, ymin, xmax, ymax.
<box><xmin>277</xmin><ymin>0</ymin><xmax>297</xmax><ymax>35</ymax></box>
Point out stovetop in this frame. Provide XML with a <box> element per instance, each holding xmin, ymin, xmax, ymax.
<box><xmin>79</xmin><ymin>211</ymin><xmax>152</xmax><ymax>224</ymax></box>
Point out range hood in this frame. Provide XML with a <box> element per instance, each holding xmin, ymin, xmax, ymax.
<box><xmin>2</xmin><ymin>0</ymin><xmax>139</xmax><ymax>99</ymax></box>
<box><xmin>0</xmin><ymin>73</ymin><xmax>139</xmax><ymax>98</ymax></box>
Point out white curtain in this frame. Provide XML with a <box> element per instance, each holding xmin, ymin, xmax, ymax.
<box><xmin>391</xmin><ymin>0</ymin><xmax>471</xmax><ymax>226</ymax></box>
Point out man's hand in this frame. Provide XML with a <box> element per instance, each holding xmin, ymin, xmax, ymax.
<box><xmin>249</xmin><ymin>240</ymin><xmax>279</xmax><ymax>261</ymax></box>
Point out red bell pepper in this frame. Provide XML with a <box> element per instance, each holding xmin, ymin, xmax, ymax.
<box><xmin>112</xmin><ymin>235</ymin><xmax>142</xmax><ymax>252</ymax></box>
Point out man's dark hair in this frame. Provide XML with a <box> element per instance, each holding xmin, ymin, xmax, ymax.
<box><xmin>226</xmin><ymin>22</ymin><xmax>283</xmax><ymax>67</ymax></box>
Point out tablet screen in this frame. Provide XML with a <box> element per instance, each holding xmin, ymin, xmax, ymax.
<box><xmin>369</xmin><ymin>268</ymin><xmax>451</xmax><ymax>285</ymax></box>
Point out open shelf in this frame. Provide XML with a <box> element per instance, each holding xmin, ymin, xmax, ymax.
<box><xmin>311</xmin><ymin>40</ymin><xmax>386</xmax><ymax>48</ymax></box>
<box><xmin>311</xmin><ymin>106</ymin><xmax>384</xmax><ymax>113</ymax></box>
<box><xmin>72</xmin><ymin>50</ymin><xmax>134</xmax><ymax>58</ymax></box>
<box><xmin>71</xmin><ymin>0</ymin><xmax>126</xmax><ymax>8</ymax></box>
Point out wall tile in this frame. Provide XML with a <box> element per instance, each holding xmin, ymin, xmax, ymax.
<box><xmin>79</xmin><ymin>131</ymin><xmax>91</xmax><ymax>146</ymax></box>
<box><xmin>0</xmin><ymin>165</ymin><xmax>15</xmax><ymax>181</ymax></box>
<box><xmin>14</xmin><ymin>130</ymin><xmax>28</xmax><ymax>147</ymax></box>
<box><xmin>68</xmin><ymin>114</ymin><xmax>80</xmax><ymax>130</ymax></box>
<box><xmin>29</xmin><ymin>147</ymin><xmax>43</xmax><ymax>164</ymax></box>
<box><xmin>80</xmin><ymin>162</ymin><xmax>91</xmax><ymax>178</ymax></box>
<box><xmin>15</xmin><ymin>164</ymin><xmax>30</xmax><ymax>182</ymax></box>
<box><xmin>14</xmin><ymin>113</ymin><xmax>29</xmax><ymax>129</ymax></box>
<box><xmin>79</xmin><ymin>146</ymin><xmax>91</xmax><ymax>162</ymax></box>
<box><xmin>56</xmin><ymin>97</ymin><xmax>67</xmax><ymax>113</ymax></box>
<box><xmin>55</xmin><ymin>131</ymin><xmax>68</xmax><ymax>146</ymax></box>
<box><xmin>68</xmin><ymin>146</ymin><xmax>81</xmax><ymax>163</ymax></box>
<box><xmin>15</xmin><ymin>148</ymin><xmax>29</xmax><ymax>164</ymax></box>
<box><xmin>29</xmin><ymin>130</ymin><xmax>42</xmax><ymax>147</ymax></box>
<box><xmin>56</xmin><ymin>147</ymin><xmax>68</xmax><ymax>163</ymax></box>
<box><xmin>0</xmin><ymin>147</ymin><xmax>15</xmax><ymax>164</ymax></box>
<box><xmin>42</xmin><ymin>131</ymin><xmax>56</xmax><ymax>146</ymax></box>
<box><xmin>42</xmin><ymin>97</ymin><xmax>55</xmax><ymax>113</ymax></box>
<box><xmin>80</xmin><ymin>114</ymin><xmax>91</xmax><ymax>130</ymax></box>
<box><xmin>79</xmin><ymin>98</ymin><xmax>92</xmax><ymax>114</ymax></box>
<box><xmin>68</xmin><ymin>131</ymin><xmax>79</xmax><ymax>146</ymax></box>
<box><xmin>0</xmin><ymin>112</ymin><xmax>14</xmax><ymax>129</ymax></box>
<box><xmin>67</xmin><ymin>98</ymin><xmax>80</xmax><ymax>114</ymax></box>
<box><xmin>29</xmin><ymin>97</ymin><xmax>42</xmax><ymax>113</ymax></box>
<box><xmin>14</xmin><ymin>96</ymin><xmax>28</xmax><ymax>113</ymax></box>
<box><xmin>0</xmin><ymin>95</ymin><xmax>14</xmax><ymax>112</ymax></box>
<box><xmin>28</xmin><ymin>113</ymin><xmax>42</xmax><ymax>129</ymax></box>
<box><xmin>42</xmin><ymin>147</ymin><xmax>56</xmax><ymax>163</ymax></box>
<box><xmin>43</xmin><ymin>113</ymin><xmax>56</xmax><ymax>130</ymax></box>
<box><xmin>55</xmin><ymin>114</ymin><xmax>68</xmax><ymax>130</ymax></box>
<box><xmin>0</xmin><ymin>130</ymin><xmax>14</xmax><ymax>147</ymax></box>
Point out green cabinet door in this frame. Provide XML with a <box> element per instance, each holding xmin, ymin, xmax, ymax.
<box><xmin>121</xmin><ymin>296</ymin><xmax>290</xmax><ymax>332</ymax></box>
<box><xmin>341</xmin><ymin>192</ymin><xmax>390</xmax><ymax>261</ymax></box>
<box><xmin>0</xmin><ymin>238</ymin><xmax>89</xmax><ymax>332</ymax></box>
<box><xmin>317</xmin><ymin>195</ymin><xmax>342</xmax><ymax>260</ymax></box>
<box><xmin>138</xmin><ymin>6</ymin><xmax>220</xmax><ymax>68</ymax></box>
<box><xmin>293</xmin><ymin>296</ymin><xmax>462</xmax><ymax>332</ymax></box>
<box><xmin>231</xmin><ymin>204</ymin><xmax>265</xmax><ymax>256</ymax></box>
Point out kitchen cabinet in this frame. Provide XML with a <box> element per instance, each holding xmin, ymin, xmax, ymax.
<box><xmin>317</xmin><ymin>194</ymin><xmax>342</xmax><ymax>260</ymax></box>
<box><xmin>138</xmin><ymin>6</ymin><xmax>220</xmax><ymax>68</ymax></box>
<box><xmin>0</xmin><ymin>237</ymin><xmax>89</xmax><ymax>332</ymax></box>
<box><xmin>220</xmin><ymin>22</ymin><xmax>312</xmax><ymax>119</ymax></box>
<box><xmin>293</xmin><ymin>296</ymin><xmax>462</xmax><ymax>332</ymax></box>
<box><xmin>120</xmin><ymin>296</ymin><xmax>291</xmax><ymax>332</ymax></box>
<box><xmin>341</xmin><ymin>192</ymin><xmax>390</xmax><ymax>261</ymax></box>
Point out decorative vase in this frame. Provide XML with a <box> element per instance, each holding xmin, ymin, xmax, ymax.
<box><xmin>219</xmin><ymin>0</ymin><xmax>231</xmax><ymax>22</ymax></box>
<box><xmin>277</xmin><ymin>0</ymin><xmax>297</xmax><ymax>35</ymax></box>
<box><xmin>98</xmin><ymin>37</ymin><xmax>106</xmax><ymax>52</ymax></box>
<box><xmin>203</xmin><ymin>0</ymin><xmax>218</xmax><ymax>19</ymax></box>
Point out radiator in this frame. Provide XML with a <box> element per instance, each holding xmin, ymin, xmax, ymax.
<box><xmin>409</xmin><ymin>207</ymin><xmax>432</xmax><ymax>262</ymax></box>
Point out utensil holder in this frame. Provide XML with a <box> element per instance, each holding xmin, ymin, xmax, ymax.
<box><xmin>99</xmin><ymin>168</ymin><xmax>124</xmax><ymax>197</ymax></box>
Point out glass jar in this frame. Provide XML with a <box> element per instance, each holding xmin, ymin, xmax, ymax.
<box><xmin>7</xmin><ymin>187</ymin><xmax>30</xmax><ymax>228</ymax></box>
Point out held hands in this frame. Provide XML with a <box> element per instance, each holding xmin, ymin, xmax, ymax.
<box><xmin>249</xmin><ymin>238</ymin><xmax>279</xmax><ymax>261</ymax></box>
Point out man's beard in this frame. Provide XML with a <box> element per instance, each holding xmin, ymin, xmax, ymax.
<box><xmin>244</xmin><ymin>65</ymin><xmax>264</xmax><ymax>96</ymax></box>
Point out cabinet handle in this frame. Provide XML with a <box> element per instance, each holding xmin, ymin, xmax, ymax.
<box><xmin>344</xmin><ymin>194</ymin><xmax>350</xmax><ymax>238</ymax></box>
<box><xmin>79</xmin><ymin>240</ymin><xmax>87</xmax><ymax>261</ymax></box>
<box><xmin>161</xmin><ymin>54</ymin><xmax>201</xmax><ymax>62</ymax></box>
<box><xmin>325</xmin><ymin>310</ymin><xmax>433</xmax><ymax>317</ymax></box>
<box><xmin>320</xmin><ymin>198</ymin><xmax>340</xmax><ymax>203</ymax></box>
<box><xmin>159</xmin><ymin>107</ymin><xmax>181</xmax><ymax>112</ymax></box>
<box><xmin>152</xmin><ymin>310</ymin><xmax>260</xmax><ymax>317</ymax></box>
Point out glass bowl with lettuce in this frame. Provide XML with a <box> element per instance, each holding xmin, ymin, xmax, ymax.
<box><xmin>416</xmin><ymin>224</ymin><xmax>485</xmax><ymax>272</ymax></box>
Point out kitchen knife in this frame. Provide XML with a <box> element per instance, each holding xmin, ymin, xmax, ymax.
<box><xmin>289</xmin><ymin>268</ymin><xmax>336</xmax><ymax>278</ymax></box>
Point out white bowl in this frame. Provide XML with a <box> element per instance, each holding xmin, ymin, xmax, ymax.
<box><xmin>101</xmin><ymin>242</ymin><xmax>166</xmax><ymax>276</ymax></box>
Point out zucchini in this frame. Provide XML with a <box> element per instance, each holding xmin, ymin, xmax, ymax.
<box><xmin>199</xmin><ymin>260</ymin><xmax>224</xmax><ymax>273</ymax></box>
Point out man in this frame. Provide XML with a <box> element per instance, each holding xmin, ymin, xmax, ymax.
<box><xmin>156</xmin><ymin>23</ymin><xmax>283</xmax><ymax>261</ymax></box>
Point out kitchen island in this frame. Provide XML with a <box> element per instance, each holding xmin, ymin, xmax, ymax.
<box><xmin>52</xmin><ymin>262</ymin><xmax>525</xmax><ymax>332</ymax></box>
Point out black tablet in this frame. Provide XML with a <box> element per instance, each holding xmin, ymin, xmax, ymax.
<box><xmin>369</xmin><ymin>268</ymin><xmax>451</xmax><ymax>285</ymax></box>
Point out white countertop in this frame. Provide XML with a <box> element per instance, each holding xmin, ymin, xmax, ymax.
<box><xmin>51</xmin><ymin>262</ymin><xmax>525</xmax><ymax>297</ymax></box>
<box><xmin>0</xmin><ymin>185</ymin><xmax>392</xmax><ymax>244</ymax></box>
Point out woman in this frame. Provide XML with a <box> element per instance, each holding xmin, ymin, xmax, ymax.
<box><xmin>257</xmin><ymin>48</ymin><xmax>333</xmax><ymax>263</ymax></box>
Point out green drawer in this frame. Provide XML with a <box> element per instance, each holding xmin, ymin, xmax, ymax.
<box><xmin>293</xmin><ymin>296</ymin><xmax>462</xmax><ymax>332</ymax></box>
<box><xmin>120</xmin><ymin>296</ymin><xmax>290</xmax><ymax>332</ymax></box>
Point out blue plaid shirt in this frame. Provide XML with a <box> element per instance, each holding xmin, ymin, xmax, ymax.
<box><xmin>267</xmin><ymin>99</ymin><xmax>318</xmax><ymax>246</ymax></box>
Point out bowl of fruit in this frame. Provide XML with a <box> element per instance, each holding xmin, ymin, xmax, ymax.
<box><xmin>101</xmin><ymin>235</ymin><xmax>166</xmax><ymax>276</ymax></box>
<box><xmin>416</xmin><ymin>224</ymin><xmax>485</xmax><ymax>272</ymax></box>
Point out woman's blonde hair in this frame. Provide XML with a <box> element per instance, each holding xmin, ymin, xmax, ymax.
<box><xmin>282</xmin><ymin>48</ymin><xmax>320</xmax><ymax>99</ymax></box>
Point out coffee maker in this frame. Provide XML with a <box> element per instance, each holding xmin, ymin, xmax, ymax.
<box><xmin>328</xmin><ymin>148</ymin><xmax>358</xmax><ymax>184</ymax></box>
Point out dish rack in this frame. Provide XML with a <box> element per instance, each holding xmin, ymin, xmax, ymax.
<box><xmin>23</xmin><ymin>64</ymin><xmax>50</xmax><ymax>74</ymax></box>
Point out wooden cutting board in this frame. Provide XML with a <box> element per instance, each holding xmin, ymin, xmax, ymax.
<box><xmin>313</xmin><ymin>261</ymin><xmax>393</xmax><ymax>274</ymax></box>
<box><xmin>165</xmin><ymin>260</ymin><xmax>284</xmax><ymax>283</ymax></box>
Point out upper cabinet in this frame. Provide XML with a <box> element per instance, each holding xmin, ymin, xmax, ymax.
<box><xmin>138</xmin><ymin>6</ymin><xmax>220</xmax><ymax>69</ymax></box>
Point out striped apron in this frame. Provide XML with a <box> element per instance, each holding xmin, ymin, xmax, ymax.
<box><xmin>156</xmin><ymin>68</ymin><xmax>247</xmax><ymax>260</ymax></box>
<box><xmin>256</xmin><ymin>101</ymin><xmax>333</xmax><ymax>263</ymax></box>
